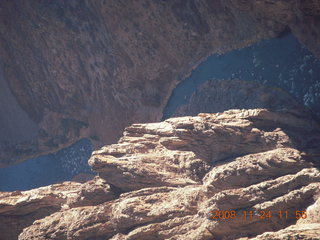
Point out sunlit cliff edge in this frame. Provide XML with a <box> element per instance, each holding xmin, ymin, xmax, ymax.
<box><xmin>0</xmin><ymin>108</ymin><xmax>319</xmax><ymax>239</ymax></box>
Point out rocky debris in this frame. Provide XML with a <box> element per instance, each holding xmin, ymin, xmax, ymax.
<box><xmin>0</xmin><ymin>108</ymin><xmax>316</xmax><ymax>239</ymax></box>
<box><xmin>174</xmin><ymin>79</ymin><xmax>313</xmax><ymax>118</ymax></box>
<box><xmin>1</xmin><ymin>0</ymin><xmax>320</xmax><ymax>167</ymax></box>
<box><xmin>0</xmin><ymin>177</ymin><xmax>116</xmax><ymax>240</ymax></box>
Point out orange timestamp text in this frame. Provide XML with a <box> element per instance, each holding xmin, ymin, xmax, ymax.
<box><xmin>210</xmin><ymin>209</ymin><xmax>307</xmax><ymax>220</ymax></box>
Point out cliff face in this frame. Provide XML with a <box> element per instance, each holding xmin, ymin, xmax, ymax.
<box><xmin>0</xmin><ymin>108</ymin><xmax>319</xmax><ymax>239</ymax></box>
<box><xmin>1</xmin><ymin>0</ymin><xmax>320</xmax><ymax>166</ymax></box>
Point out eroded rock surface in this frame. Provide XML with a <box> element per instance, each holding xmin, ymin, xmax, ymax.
<box><xmin>0</xmin><ymin>177</ymin><xmax>116</xmax><ymax>240</ymax></box>
<box><xmin>0</xmin><ymin>108</ymin><xmax>318</xmax><ymax>239</ymax></box>
<box><xmin>1</xmin><ymin>0</ymin><xmax>320</xmax><ymax>166</ymax></box>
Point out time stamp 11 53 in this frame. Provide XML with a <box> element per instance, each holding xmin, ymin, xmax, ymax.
<box><xmin>211</xmin><ymin>209</ymin><xmax>308</xmax><ymax>221</ymax></box>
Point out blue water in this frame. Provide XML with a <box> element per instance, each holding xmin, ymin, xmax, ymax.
<box><xmin>163</xmin><ymin>33</ymin><xmax>320</xmax><ymax>119</ymax></box>
<box><xmin>0</xmin><ymin>138</ymin><xmax>94</xmax><ymax>191</ymax></box>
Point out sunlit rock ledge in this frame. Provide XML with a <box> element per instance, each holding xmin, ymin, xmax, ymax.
<box><xmin>0</xmin><ymin>108</ymin><xmax>319</xmax><ymax>239</ymax></box>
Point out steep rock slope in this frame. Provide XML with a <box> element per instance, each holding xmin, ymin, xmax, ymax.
<box><xmin>0</xmin><ymin>108</ymin><xmax>319</xmax><ymax>239</ymax></box>
<box><xmin>1</xmin><ymin>0</ymin><xmax>320</xmax><ymax>166</ymax></box>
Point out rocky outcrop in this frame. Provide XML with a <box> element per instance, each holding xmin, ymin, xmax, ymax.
<box><xmin>1</xmin><ymin>0</ymin><xmax>320</xmax><ymax>167</ymax></box>
<box><xmin>90</xmin><ymin>108</ymin><xmax>318</xmax><ymax>192</ymax></box>
<box><xmin>0</xmin><ymin>177</ymin><xmax>116</xmax><ymax>240</ymax></box>
<box><xmin>1</xmin><ymin>108</ymin><xmax>319</xmax><ymax>239</ymax></box>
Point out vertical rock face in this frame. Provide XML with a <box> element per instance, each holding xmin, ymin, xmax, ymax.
<box><xmin>1</xmin><ymin>0</ymin><xmax>320</xmax><ymax>166</ymax></box>
<box><xmin>0</xmin><ymin>108</ymin><xmax>319</xmax><ymax>239</ymax></box>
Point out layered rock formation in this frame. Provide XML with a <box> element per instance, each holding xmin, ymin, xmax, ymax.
<box><xmin>1</xmin><ymin>0</ymin><xmax>320</xmax><ymax>166</ymax></box>
<box><xmin>0</xmin><ymin>177</ymin><xmax>117</xmax><ymax>240</ymax></box>
<box><xmin>1</xmin><ymin>108</ymin><xmax>319</xmax><ymax>239</ymax></box>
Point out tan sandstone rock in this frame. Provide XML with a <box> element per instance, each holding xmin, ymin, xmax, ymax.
<box><xmin>5</xmin><ymin>108</ymin><xmax>317</xmax><ymax>240</ymax></box>
<box><xmin>0</xmin><ymin>177</ymin><xmax>116</xmax><ymax>240</ymax></box>
<box><xmin>245</xmin><ymin>197</ymin><xmax>320</xmax><ymax>239</ymax></box>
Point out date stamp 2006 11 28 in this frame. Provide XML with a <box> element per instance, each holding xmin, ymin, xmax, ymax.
<box><xmin>210</xmin><ymin>210</ymin><xmax>307</xmax><ymax>221</ymax></box>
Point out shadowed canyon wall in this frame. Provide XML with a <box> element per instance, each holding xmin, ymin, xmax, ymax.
<box><xmin>1</xmin><ymin>0</ymin><xmax>320</xmax><ymax>167</ymax></box>
<box><xmin>163</xmin><ymin>34</ymin><xmax>320</xmax><ymax>119</ymax></box>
